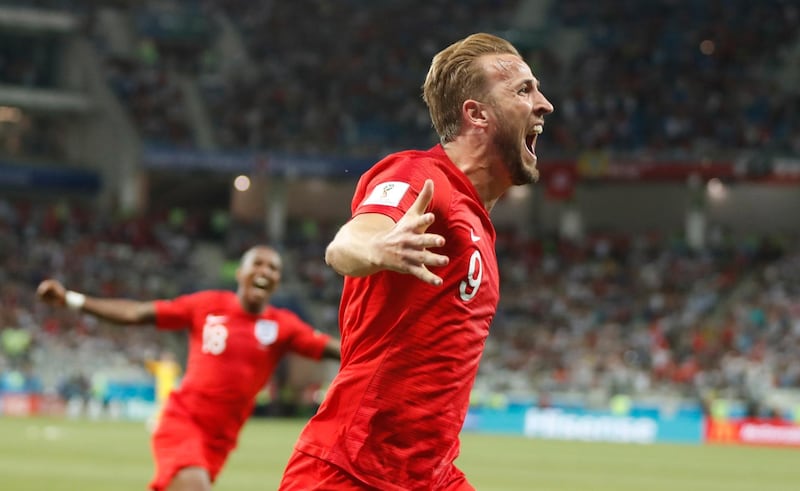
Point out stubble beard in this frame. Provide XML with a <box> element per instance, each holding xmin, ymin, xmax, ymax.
<box><xmin>495</xmin><ymin>124</ymin><xmax>538</xmax><ymax>185</ymax></box>
<box><xmin>487</xmin><ymin>96</ymin><xmax>539</xmax><ymax>186</ymax></box>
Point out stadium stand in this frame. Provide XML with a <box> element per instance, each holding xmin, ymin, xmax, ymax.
<box><xmin>1</xmin><ymin>0</ymin><xmax>800</xmax><ymax>425</ymax></box>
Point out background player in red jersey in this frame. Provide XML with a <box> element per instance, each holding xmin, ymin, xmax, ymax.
<box><xmin>279</xmin><ymin>32</ymin><xmax>554</xmax><ymax>490</ymax></box>
<box><xmin>36</xmin><ymin>245</ymin><xmax>341</xmax><ymax>491</ymax></box>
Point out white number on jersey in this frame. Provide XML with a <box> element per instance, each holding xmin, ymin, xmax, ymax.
<box><xmin>459</xmin><ymin>250</ymin><xmax>483</xmax><ymax>302</ymax></box>
<box><xmin>202</xmin><ymin>314</ymin><xmax>229</xmax><ymax>355</ymax></box>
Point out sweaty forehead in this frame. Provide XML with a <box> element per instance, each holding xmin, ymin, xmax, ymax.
<box><xmin>480</xmin><ymin>53</ymin><xmax>533</xmax><ymax>84</ymax></box>
<box><xmin>244</xmin><ymin>247</ymin><xmax>281</xmax><ymax>267</ymax></box>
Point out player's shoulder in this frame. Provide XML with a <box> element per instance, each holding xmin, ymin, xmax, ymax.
<box><xmin>262</xmin><ymin>305</ymin><xmax>303</xmax><ymax>322</ymax></box>
<box><xmin>261</xmin><ymin>306</ymin><xmax>312</xmax><ymax>333</ymax></box>
<box><xmin>362</xmin><ymin>146</ymin><xmax>451</xmax><ymax>191</ymax></box>
<box><xmin>353</xmin><ymin>146</ymin><xmax>455</xmax><ymax>213</ymax></box>
<box><xmin>371</xmin><ymin>146</ymin><xmax>449</xmax><ymax>175</ymax></box>
<box><xmin>195</xmin><ymin>289</ymin><xmax>232</xmax><ymax>299</ymax></box>
<box><xmin>174</xmin><ymin>289</ymin><xmax>233</xmax><ymax>304</ymax></box>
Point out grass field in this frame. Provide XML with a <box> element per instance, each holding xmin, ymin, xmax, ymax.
<box><xmin>1</xmin><ymin>416</ymin><xmax>798</xmax><ymax>491</ymax></box>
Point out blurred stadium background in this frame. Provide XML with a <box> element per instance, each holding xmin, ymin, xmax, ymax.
<box><xmin>1</xmin><ymin>0</ymin><xmax>800</xmax><ymax>487</ymax></box>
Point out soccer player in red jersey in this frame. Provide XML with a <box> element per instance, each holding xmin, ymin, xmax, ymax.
<box><xmin>36</xmin><ymin>245</ymin><xmax>341</xmax><ymax>491</ymax></box>
<box><xmin>279</xmin><ymin>32</ymin><xmax>554</xmax><ymax>490</ymax></box>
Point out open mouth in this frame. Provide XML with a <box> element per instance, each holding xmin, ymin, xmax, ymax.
<box><xmin>525</xmin><ymin>124</ymin><xmax>543</xmax><ymax>156</ymax></box>
<box><xmin>253</xmin><ymin>277</ymin><xmax>270</xmax><ymax>290</ymax></box>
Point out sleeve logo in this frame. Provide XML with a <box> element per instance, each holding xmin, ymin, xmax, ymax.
<box><xmin>361</xmin><ymin>181</ymin><xmax>410</xmax><ymax>207</ymax></box>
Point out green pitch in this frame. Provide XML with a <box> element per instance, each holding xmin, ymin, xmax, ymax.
<box><xmin>0</xmin><ymin>416</ymin><xmax>797</xmax><ymax>491</ymax></box>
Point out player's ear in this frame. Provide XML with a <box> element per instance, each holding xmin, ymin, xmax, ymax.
<box><xmin>463</xmin><ymin>99</ymin><xmax>488</xmax><ymax>129</ymax></box>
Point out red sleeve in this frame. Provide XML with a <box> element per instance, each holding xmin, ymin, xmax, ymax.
<box><xmin>281</xmin><ymin>310</ymin><xmax>332</xmax><ymax>360</ymax></box>
<box><xmin>153</xmin><ymin>292</ymin><xmax>207</xmax><ymax>330</ymax></box>
<box><xmin>352</xmin><ymin>153</ymin><xmax>445</xmax><ymax>222</ymax></box>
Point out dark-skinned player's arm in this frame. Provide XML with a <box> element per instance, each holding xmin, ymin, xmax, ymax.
<box><xmin>324</xmin><ymin>179</ymin><xmax>449</xmax><ymax>286</ymax></box>
<box><xmin>36</xmin><ymin>278</ymin><xmax>156</xmax><ymax>325</ymax></box>
<box><xmin>321</xmin><ymin>337</ymin><xmax>341</xmax><ymax>360</ymax></box>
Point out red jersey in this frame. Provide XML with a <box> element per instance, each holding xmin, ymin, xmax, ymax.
<box><xmin>154</xmin><ymin>290</ymin><xmax>330</xmax><ymax>445</ymax></box>
<box><xmin>294</xmin><ymin>145</ymin><xmax>500</xmax><ymax>490</ymax></box>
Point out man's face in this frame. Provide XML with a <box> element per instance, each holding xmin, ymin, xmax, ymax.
<box><xmin>480</xmin><ymin>54</ymin><xmax>554</xmax><ymax>185</ymax></box>
<box><xmin>237</xmin><ymin>247</ymin><xmax>282</xmax><ymax>307</ymax></box>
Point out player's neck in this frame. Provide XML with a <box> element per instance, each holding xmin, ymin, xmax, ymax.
<box><xmin>238</xmin><ymin>297</ymin><xmax>268</xmax><ymax>315</ymax></box>
<box><xmin>442</xmin><ymin>141</ymin><xmax>508</xmax><ymax>211</ymax></box>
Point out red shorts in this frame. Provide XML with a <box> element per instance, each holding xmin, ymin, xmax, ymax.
<box><xmin>148</xmin><ymin>403</ymin><xmax>233</xmax><ymax>491</ymax></box>
<box><xmin>279</xmin><ymin>449</ymin><xmax>380</xmax><ymax>490</ymax></box>
<box><xmin>279</xmin><ymin>449</ymin><xmax>475</xmax><ymax>491</ymax></box>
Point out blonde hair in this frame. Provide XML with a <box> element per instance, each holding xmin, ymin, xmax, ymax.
<box><xmin>422</xmin><ymin>33</ymin><xmax>521</xmax><ymax>144</ymax></box>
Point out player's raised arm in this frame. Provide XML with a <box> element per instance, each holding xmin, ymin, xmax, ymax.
<box><xmin>324</xmin><ymin>179</ymin><xmax>449</xmax><ymax>285</ymax></box>
<box><xmin>321</xmin><ymin>337</ymin><xmax>341</xmax><ymax>360</ymax></box>
<box><xmin>36</xmin><ymin>278</ymin><xmax>156</xmax><ymax>325</ymax></box>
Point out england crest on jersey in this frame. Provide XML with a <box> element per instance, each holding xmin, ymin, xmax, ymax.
<box><xmin>254</xmin><ymin>319</ymin><xmax>278</xmax><ymax>346</ymax></box>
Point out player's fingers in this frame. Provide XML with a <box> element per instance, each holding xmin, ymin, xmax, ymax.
<box><xmin>428</xmin><ymin>250</ymin><xmax>449</xmax><ymax>267</ymax></box>
<box><xmin>406</xmin><ymin>179</ymin><xmax>434</xmax><ymax>217</ymax></box>
<box><xmin>396</xmin><ymin>211</ymin><xmax>437</xmax><ymax>236</ymax></box>
<box><xmin>35</xmin><ymin>282</ymin><xmax>51</xmax><ymax>297</ymax></box>
<box><xmin>36</xmin><ymin>281</ymin><xmax>64</xmax><ymax>303</ymax></box>
<box><xmin>415</xmin><ymin>231</ymin><xmax>446</xmax><ymax>250</ymax></box>
<box><xmin>409</xmin><ymin>265</ymin><xmax>444</xmax><ymax>286</ymax></box>
<box><xmin>401</xmin><ymin>249</ymin><xmax>449</xmax><ymax>273</ymax></box>
<box><xmin>405</xmin><ymin>212</ymin><xmax>435</xmax><ymax>235</ymax></box>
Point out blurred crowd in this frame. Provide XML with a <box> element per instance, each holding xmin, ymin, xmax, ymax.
<box><xmin>2</xmin><ymin>0</ymin><xmax>800</xmax><ymax>419</ymax></box>
<box><xmin>484</xmin><ymin>228</ymin><xmax>800</xmax><ymax>419</ymax></box>
<box><xmin>2</xmin><ymin>197</ymin><xmax>799</xmax><ymax>419</ymax></box>
<box><xmin>5</xmin><ymin>0</ymin><xmax>799</xmax><ymax>162</ymax></box>
<box><xmin>0</xmin><ymin>197</ymin><xmax>200</xmax><ymax>403</ymax></box>
<box><xmin>119</xmin><ymin>0</ymin><xmax>800</xmax><ymax>158</ymax></box>
<box><xmin>543</xmin><ymin>0</ymin><xmax>800</xmax><ymax>158</ymax></box>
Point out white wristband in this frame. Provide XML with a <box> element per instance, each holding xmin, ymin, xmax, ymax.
<box><xmin>65</xmin><ymin>290</ymin><xmax>86</xmax><ymax>310</ymax></box>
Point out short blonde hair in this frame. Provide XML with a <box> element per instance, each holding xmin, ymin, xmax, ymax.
<box><xmin>422</xmin><ymin>33</ymin><xmax>521</xmax><ymax>144</ymax></box>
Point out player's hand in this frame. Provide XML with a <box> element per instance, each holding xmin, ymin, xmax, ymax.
<box><xmin>377</xmin><ymin>179</ymin><xmax>449</xmax><ymax>285</ymax></box>
<box><xmin>36</xmin><ymin>279</ymin><xmax>67</xmax><ymax>306</ymax></box>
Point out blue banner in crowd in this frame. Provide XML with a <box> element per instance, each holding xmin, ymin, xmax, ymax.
<box><xmin>0</xmin><ymin>161</ymin><xmax>100</xmax><ymax>193</ymax></box>
<box><xmin>142</xmin><ymin>144</ymin><xmax>374</xmax><ymax>178</ymax></box>
<box><xmin>464</xmin><ymin>405</ymin><xmax>704</xmax><ymax>445</ymax></box>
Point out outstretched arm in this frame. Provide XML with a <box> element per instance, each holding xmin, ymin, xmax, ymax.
<box><xmin>36</xmin><ymin>279</ymin><xmax>157</xmax><ymax>325</ymax></box>
<box><xmin>321</xmin><ymin>338</ymin><xmax>341</xmax><ymax>361</ymax></box>
<box><xmin>324</xmin><ymin>179</ymin><xmax>449</xmax><ymax>286</ymax></box>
